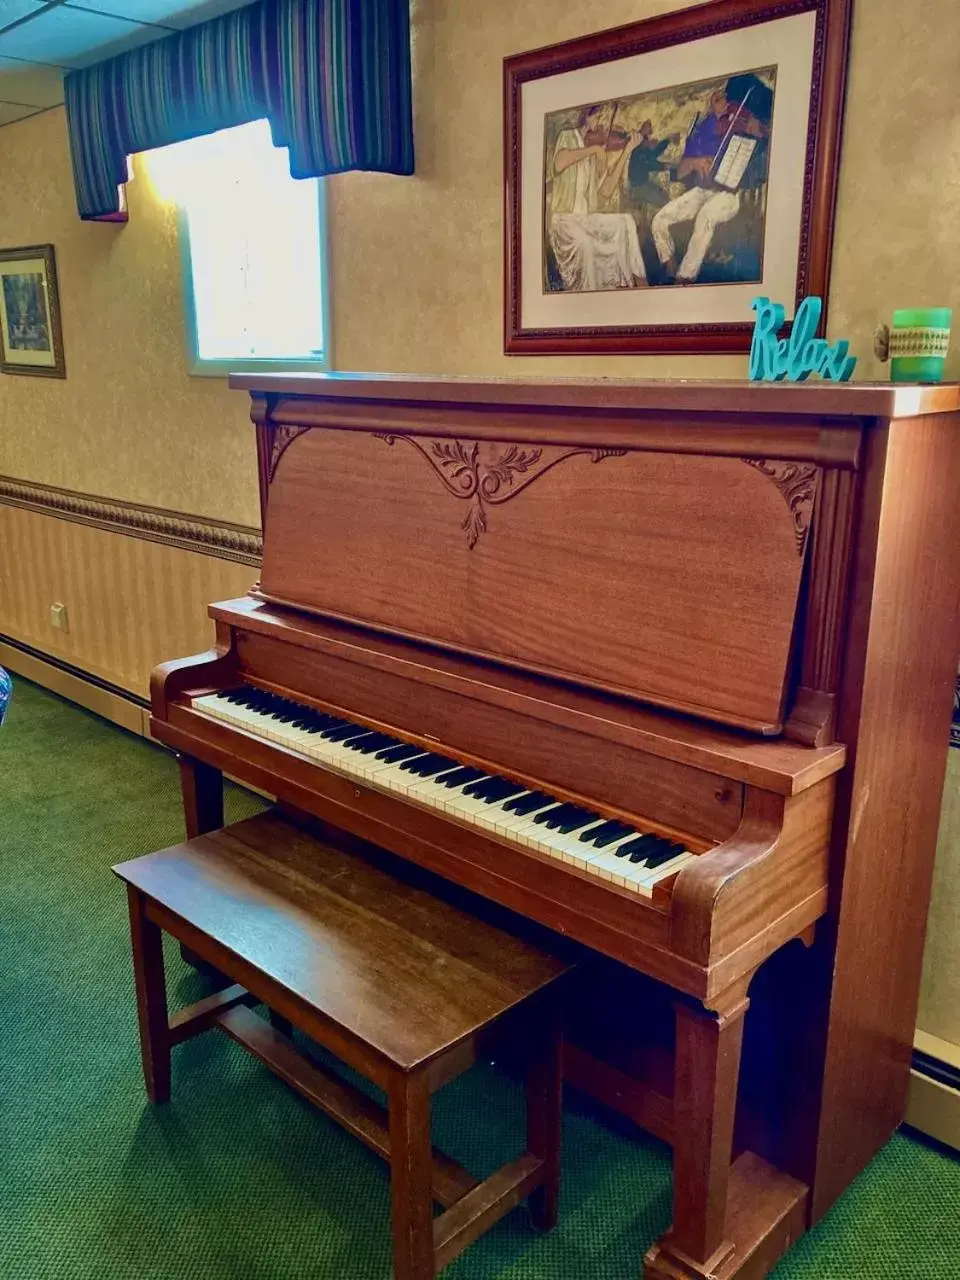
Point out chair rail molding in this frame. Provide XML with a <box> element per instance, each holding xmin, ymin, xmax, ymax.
<box><xmin>0</xmin><ymin>476</ymin><xmax>261</xmax><ymax>566</ymax></box>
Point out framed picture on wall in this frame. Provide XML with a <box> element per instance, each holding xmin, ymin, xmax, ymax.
<box><xmin>0</xmin><ymin>244</ymin><xmax>66</xmax><ymax>378</ymax></box>
<box><xmin>504</xmin><ymin>0</ymin><xmax>852</xmax><ymax>354</ymax></box>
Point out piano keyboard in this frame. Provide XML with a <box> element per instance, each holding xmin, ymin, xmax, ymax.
<box><xmin>189</xmin><ymin>686</ymin><xmax>699</xmax><ymax>897</ymax></box>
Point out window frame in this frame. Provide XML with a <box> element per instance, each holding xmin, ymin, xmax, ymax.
<box><xmin>176</xmin><ymin>175</ymin><xmax>331</xmax><ymax>379</ymax></box>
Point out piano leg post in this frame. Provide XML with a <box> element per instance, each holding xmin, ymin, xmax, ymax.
<box><xmin>526</xmin><ymin>996</ymin><xmax>563</xmax><ymax>1231</ymax></box>
<box><xmin>178</xmin><ymin>754</ymin><xmax>224</xmax><ymax>839</ymax></box>
<box><xmin>644</xmin><ymin>981</ymin><xmax>751</xmax><ymax>1280</ymax></box>
<box><xmin>177</xmin><ymin>754</ymin><xmax>226</xmax><ymax>978</ymax></box>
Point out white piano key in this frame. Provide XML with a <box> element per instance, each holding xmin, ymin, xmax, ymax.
<box><xmin>478</xmin><ymin>801</ymin><xmax>554</xmax><ymax>835</ymax></box>
<box><xmin>579</xmin><ymin>836</ymin><xmax>650</xmax><ymax>883</ymax></box>
<box><xmin>403</xmin><ymin>771</ymin><xmax>486</xmax><ymax>811</ymax></box>
<box><xmin>626</xmin><ymin>851</ymin><xmax>696</xmax><ymax>896</ymax></box>
<box><xmin>471</xmin><ymin>794</ymin><xmax>537</xmax><ymax>833</ymax></box>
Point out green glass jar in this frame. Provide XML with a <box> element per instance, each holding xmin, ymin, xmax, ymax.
<box><xmin>889</xmin><ymin>307</ymin><xmax>952</xmax><ymax>382</ymax></box>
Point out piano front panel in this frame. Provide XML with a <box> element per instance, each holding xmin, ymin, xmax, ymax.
<box><xmin>234</xmin><ymin>627</ymin><xmax>744</xmax><ymax>843</ymax></box>
<box><xmin>259</xmin><ymin>427</ymin><xmax>814</xmax><ymax>734</ymax></box>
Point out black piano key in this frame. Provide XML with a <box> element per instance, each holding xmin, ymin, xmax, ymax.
<box><xmin>646</xmin><ymin>842</ymin><xmax>688</xmax><ymax>869</ymax></box>
<box><xmin>630</xmin><ymin>838</ymin><xmax>676</xmax><ymax>865</ymax></box>
<box><xmin>346</xmin><ymin>733</ymin><xmax>397</xmax><ymax>754</ymax></box>
<box><xmin>462</xmin><ymin>775</ymin><xmax>515</xmax><ymax>799</ymax></box>
<box><xmin>557</xmin><ymin>810</ymin><xmax>600</xmax><ymax>835</ymax></box>
<box><xmin>376</xmin><ymin>743</ymin><xmax>424</xmax><ymax>763</ymax></box>
<box><xmin>299</xmin><ymin>714</ymin><xmax>341</xmax><ymax>734</ymax></box>
<box><xmin>469</xmin><ymin>779</ymin><xmax>526</xmax><ymax>803</ymax></box>
<box><xmin>593</xmin><ymin>822</ymin><xmax>636</xmax><ymax>848</ymax></box>
<box><xmin>503</xmin><ymin>790</ymin><xmax>555</xmax><ymax>815</ymax></box>
<box><xmin>323</xmin><ymin>722</ymin><xmax>366</xmax><ymax>741</ymax></box>
<box><xmin>399</xmin><ymin>752</ymin><xmax>453</xmax><ymax>774</ymax></box>
<box><xmin>398</xmin><ymin>752</ymin><xmax>437</xmax><ymax>772</ymax></box>
<box><xmin>617</xmin><ymin>834</ymin><xmax>658</xmax><ymax>861</ymax></box>
<box><xmin>461</xmin><ymin>775</ymin><xmax>499</xmax><ymax>798</ymax></box>
<box><xmin>406</xmin><ymin>755</ymin><xmax>460</xmax><ymax>777</ymax></box>
<box><xmin>578</xmin><ymin>819</ymin><xmax>628</xmax><ymax>846</ymax></box>
<box><xmin>437</xmin><ymin>766</ymin><xmax>486</xmax><ymax>789</ymax></box>
<box><xmin>534</xmin><ymin>803</ymin><xmax>581</xmax><ymax>828</ymax></box>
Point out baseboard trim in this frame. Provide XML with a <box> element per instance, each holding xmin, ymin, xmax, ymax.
<box><xmin>0</xmin><ymin>634</ymin><xmax>150</xmax><ymax>737</ymax></box>
<box><xmin>0</xmin><ymin>633</ymin><xmax>274</xmax><ymax>801</ymax></box>
<box><xmin>0</xmin><ymin>474</ymin><xmax>261</xmax><ymax>566</ymax></box>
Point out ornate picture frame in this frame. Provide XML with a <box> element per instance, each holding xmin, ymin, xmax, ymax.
<box><xmin>504</xmin><ymin>0</ymin><xmax>853</xmax><ymax>354</ymax></box>
<box><xmin>0</xmin><ymin>243</ymin><xmax>66</xmax><ymax>378</ymax></box>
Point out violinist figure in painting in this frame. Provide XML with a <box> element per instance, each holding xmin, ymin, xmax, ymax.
<box><xmin>651</xmin><ymin>73</ymin><xmax>772</xmax><ymax>285</ymax></box>
<box><xmin>547</xmin><ymin>102</ymin><xmax>647</xmax><ymax>292</ymax></box>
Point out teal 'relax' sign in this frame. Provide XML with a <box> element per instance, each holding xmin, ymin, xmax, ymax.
<box><xmin>749</xmin><ymin>295</ymin><xmax>856</xmax><ymax>382</ymax></box>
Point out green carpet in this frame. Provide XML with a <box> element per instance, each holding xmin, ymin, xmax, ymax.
<box><xmin>2</xmin><ymin>676</ymin><xmax>957</xmax><ymax>1279</ymax></box>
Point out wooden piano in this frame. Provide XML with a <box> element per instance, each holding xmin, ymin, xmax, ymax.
<box><xmin>151</xmin><ymin>375</ymin><xmax>960</xmax><ymax>1280</ymax></box>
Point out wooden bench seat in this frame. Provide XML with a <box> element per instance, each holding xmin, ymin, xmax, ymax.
<box><xmin>113</xmin><ymin>811</ymin><xmax>572</xmax><ymax>1279</ymax></box>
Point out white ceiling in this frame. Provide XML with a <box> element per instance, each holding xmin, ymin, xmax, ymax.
<box><xmin>0</xmin><ymin>1</ymin><xmax>256</xmax><ymax>126</ymax></box>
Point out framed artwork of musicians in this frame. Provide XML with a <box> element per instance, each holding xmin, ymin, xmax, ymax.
<box><xmin>504</xmin><ymin>0</ymin><xmax>853</xmax><ymax>354</ymax></box>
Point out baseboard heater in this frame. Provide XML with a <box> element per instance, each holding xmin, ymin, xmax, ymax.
<box><xmin>0</xmin><ymin>633</ymin><xmax>149</xmax><ymax>737</ymax></box>
<box><xmin>906</xmin><ymin>1032</ymin><xmax>960</xmax><ymax>1152</ymax></box>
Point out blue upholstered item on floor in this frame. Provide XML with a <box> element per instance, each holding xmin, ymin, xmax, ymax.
<box><xmin>0</xmin><ymin>667</ymin><xmax>10</xmax><ymax>726</ymax></box>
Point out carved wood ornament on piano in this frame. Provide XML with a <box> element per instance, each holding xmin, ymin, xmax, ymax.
<box><xmin>152</xmin><ymin>375</ymin><xmax>960</xmax><ymax>1280</ymax></box>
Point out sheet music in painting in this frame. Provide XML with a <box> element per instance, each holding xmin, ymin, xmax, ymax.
<box><xmin>714</xmin><ymin>135</ymin><xmax>758</xmax><ymax>190</ymax></box>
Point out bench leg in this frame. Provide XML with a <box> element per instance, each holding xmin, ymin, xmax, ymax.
<box><xmin>127</xmin><ymin>885</ymin><xmax>171</xmax><ymax>1105</ymax></box>
<box><xmin>388</xmin><ymin>1070</ymin><xmax>435</xmax><ymax>1280</ymax></box>
<box><xmin>526</xmin><ymin>999</ymin><xmax>563</xmax><ymax>1230</ymax></box>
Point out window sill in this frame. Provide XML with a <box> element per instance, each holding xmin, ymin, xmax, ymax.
<box><xmin>188</xmin><ymin>357</ymin><xmax>330</xmax><ymax>379</ymax></box>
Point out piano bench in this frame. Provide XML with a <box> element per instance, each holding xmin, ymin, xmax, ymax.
<box><xmin>113</xmin><ymin>811</ymin><xmax>572</xmax><ymax>1280</ymax></box>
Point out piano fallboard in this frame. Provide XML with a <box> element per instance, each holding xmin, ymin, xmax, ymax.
<box><xmin>259</xmin><ymin>428</ymin><xmax>811</xmax><ymax>733</ymax></box>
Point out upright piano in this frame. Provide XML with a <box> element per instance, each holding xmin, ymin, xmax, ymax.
<box><xmin>151</xmin><ymin>375</ymin><xmax>960</xmax><ymax>1280</ymax></box>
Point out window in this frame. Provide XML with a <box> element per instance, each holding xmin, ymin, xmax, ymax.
<box><xmin>145</xmin><ymin>120</ymin><xmax>328</xmax><ymax>375</ymax></box>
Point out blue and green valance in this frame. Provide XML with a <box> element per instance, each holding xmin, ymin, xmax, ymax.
<box><xmin>64</xmin><ymin>0</ymin><xmax>414</xmax><ymax>221</ymax></box>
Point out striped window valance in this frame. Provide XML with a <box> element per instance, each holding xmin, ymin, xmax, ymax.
<box><xmin>64</xmin><ymin>0</ymin><xmax>414</xmax><ymax>221</ymax></box>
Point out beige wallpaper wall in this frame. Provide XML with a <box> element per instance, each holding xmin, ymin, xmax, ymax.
<box><xmin>0</xmin><ymin>0</ymin><xmax>958</xmax><ymax>526</ymax></box>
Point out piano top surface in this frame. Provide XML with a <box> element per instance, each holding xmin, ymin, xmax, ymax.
<box><xmin>229</xmin><ymin>372</ymin><xmax>960</xmax><ymax>421</ymax></box>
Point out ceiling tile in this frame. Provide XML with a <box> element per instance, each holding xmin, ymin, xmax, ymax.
<box><xmin>0</xmin><ymin>2</ymin><xmax>48</xmax><ymax>34</ymax></box>
<box><xmin>74</xmin><ymin>0</ymin><xmax>255</xmax><ymax>29</ymax></box>
<box><xmin>0</xmin><ymin>97</ymin><xmax>41</xmax><ymax>123</ymax></box>
<box><xmin>0</xmin><ymin>7</ymin><xmax>158</xmax><ymax>66</ymax></box>
<box><xmin>0</xmin><ymin>56</ymin><xmax>64</xmax><ymax>105</ymax></box>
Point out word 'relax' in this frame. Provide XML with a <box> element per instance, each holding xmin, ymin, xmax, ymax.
<box><xmin>749</xmin><ymin>295</ymin><xmax>856</xmax><ymax>382</ymax></box>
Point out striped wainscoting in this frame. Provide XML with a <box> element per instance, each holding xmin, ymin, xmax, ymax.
<box><xmin>0</xmin><ymin>477</ymin><xmax>259</xmax><ymax>709</ymax></box>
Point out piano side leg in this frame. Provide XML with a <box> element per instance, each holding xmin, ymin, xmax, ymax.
<box><xmin>177</xmin><ymin>754</ymin><xmax>226</xmax><ymax>979</ymax></box>
<box><xmin>178</xmin><ymin>753</ymin><xmax>224</xmax><ymax>839</ymax></box>
<box><xmin>645</xmin><ymin>976</ymin><xmax>808</xmax><ymax>1280</ymax></box>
